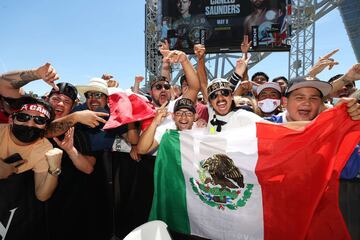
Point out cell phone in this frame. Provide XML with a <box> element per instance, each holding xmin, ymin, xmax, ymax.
<box><xmin>4</xmin><ymin>153</ymin><xmax>23</xmax><ymax>167</ymax></box>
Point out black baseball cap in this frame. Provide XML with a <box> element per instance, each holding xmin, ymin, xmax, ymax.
<box><xmin>49</xmin><ymin>82</ymin><xmax>78</xmax><ymax>101</ymax></box>
<box><xmin>150</xmin><ymin>76</ymin><xmax>169</xmax><ymax>88</ymax></box>
<box><xmin>285</xmin><ymin>76</ymin><xmax>332</xmax><ymax>97</ymax></box>
<box><xmin>174</xmin><ymin>98</ymin><xmax>196</xmax><ymax>113</ymax></box>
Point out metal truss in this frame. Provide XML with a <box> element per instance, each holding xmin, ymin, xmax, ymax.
<box><xmin>170</xmin><ymin>52</ymin><xmax>272</xmax><ymax>85</ymax></box>
<box><xmin>144</xmin><ymin>0</ymin><xmax>162</xmax><ymax>88</ymax></box>
<box><xmin>288</xmin><ymin>0</ymin><xmax>342</xmax><ymax>79</ymax></box>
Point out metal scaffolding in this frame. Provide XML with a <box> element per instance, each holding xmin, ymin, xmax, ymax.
<box><xmin>288</xmin><ymin>0</ymin><xmax>342</xmax><ymax>79</ymax></box>
<box><xmin>144</xmin><ymin>0</ymin><xmax>162</xmax><ymax>88</ymax></box>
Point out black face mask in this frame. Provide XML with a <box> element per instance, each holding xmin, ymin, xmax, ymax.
<box><xmin>11</xmin><ymin>124</ymin><xmax>45</xmax><ymax>143</ymax></box>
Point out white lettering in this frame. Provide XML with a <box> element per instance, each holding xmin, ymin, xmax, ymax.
<box><xmin>205</xmin><ymin>4</ymin><xmax>240</xmax><ymax>16</ymax></box>
<box><xmin>0</xmin><ymin>208</ymin><xmax>17</xmax><ymax>239</ymax></box>
<box><xmin>210</xmin><ymin>0</ymin><xmax>236</xmax><ymax>5</ymax></box>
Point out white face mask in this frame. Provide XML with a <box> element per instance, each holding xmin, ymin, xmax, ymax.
<box><xmin>258</xmin><ymin>99</ymin><xmax>281</xmax><ymax>113</ymax></box>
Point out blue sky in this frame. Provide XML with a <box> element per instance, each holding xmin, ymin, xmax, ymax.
<box><xmin>0</xmin><ymin>0</ymin><xmax>357</xmax><ymax>96</ymax></box>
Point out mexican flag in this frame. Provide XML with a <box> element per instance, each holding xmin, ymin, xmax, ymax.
<box><xmin>149</xmin><ymin>105</ymin><xmax>360</xmax><ymax>240</ymax></box>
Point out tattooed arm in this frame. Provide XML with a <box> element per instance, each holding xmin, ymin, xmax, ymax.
<box><xmin>329</xmin><ymin>64</ymin><xmax>360</xmax><ymax>95</ymax></box>
<box><xmin>45</xmin><ymin>110</ymin><xmax>109</xmax><ymax>138</ymax></box>
<box><xmin>0</xmin><ymin>63</ymin><xmax>59</xmax><ymax>98</ymax></box>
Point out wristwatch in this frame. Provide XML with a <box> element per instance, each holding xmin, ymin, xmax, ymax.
<box><xmin>48</xmin><ymin>167</ymin><xmax>62</xmax><ymax>176</ymax></box>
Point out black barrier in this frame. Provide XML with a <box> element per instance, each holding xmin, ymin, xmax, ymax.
<box><xmin>159</xmin><ymin>0</ymin><xmax>291</xmax><ymax>53</ymax></box>
<box><xmin>339</xmin><ymin>179</ymin><xmax>360</xmax><ymax>240</ymax></box>
<box><xmin>0</xmin><ymin>171</ymin><xmax>46</xmax><ymax>240</ymax></box>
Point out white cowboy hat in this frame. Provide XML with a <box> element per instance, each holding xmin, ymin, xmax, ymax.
<box><xmin>76</xmin><ymin>78</ymin><xmax>109</xmax><ymax>97</ymax></box>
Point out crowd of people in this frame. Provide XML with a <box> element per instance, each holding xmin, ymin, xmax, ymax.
<box><xmin>0</xmin><ymin>39</ymin><xmax>360</xmax><ymax>240</ymax></box>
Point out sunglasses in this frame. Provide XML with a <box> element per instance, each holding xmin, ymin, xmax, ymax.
<box><xmin>13</xmin><ymin>112</ymin><xmax>48</xmax><ymax>125</ymax></box>
<box><xmin>209</xmin><ymin>89</ymin><xmax>231</xmax><ymax>100</ymax></box>
<box><xmin>174</xmin><ymin>110</ymin><xmax>194</xmax><ymax>117</ymax></box>
<box><xmin>153</xmin><ymin>83</ymin><xmax>171</xmax><ymax>91</ymax></box>
<box><xmin>84</xmin><ymin>92</ymin><xmax>105</xmax><ymax>99</ymax></box>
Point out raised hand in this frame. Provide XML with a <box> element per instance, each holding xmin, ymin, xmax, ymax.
<box><xmin>344</xmin><ymin>63</ymin><xmax>360</xmax><ymax>82</ymax></box>
<box><xmin>135</xmin><ymin>75</ymin><xmax>145</xmax><ymax>83</ymax></box>
<box><xmin>35</xmin><ymin>63</ymin><xmax>60</xmax><ymax>91</ymax></box>
<box><xmin>308</xmin><ymin>49</ymin><xmax>339</xmax><ymax>77</ymax></box>
<box><xmin>235</xmin><ymin>54</ymin><xmax>251</xmax><ymax>78</ymax></box>
<box><xmin>74</xmin><ymin>110</ymin><xmax>109</xmax><ymax>128</ymax></box>
<box><xmin>164</xmin><ymin>50</ymin><xmax>188</xmax><ymax>64</ymax></box>
<box><xmin>101</xmin><ymin>73</ymin><xmax>113</xmax><ymax>81</ymax></box>
<box><xmin>153</xmin><ymin>102</ymin><xmax>169</xmax><ymax>126</ymax></box>
<box><xmin>336</xmin><ymin>97</ymin><xmax>360</xmax><ymax>121</ymax></box>
<box><xmin>53</xmin><ymin>127</ymin><xmax>75</xmax><ymax>153</ymax></box>
<box><xmin>45</xmin><ymin>148</ymin><xmax>63</xmax><ymax>171</ymax></box>
<box><xmin>194</xmin><ymin>44</ymin><xmax>206</xmax><ymax>60</ymax></box>
<box><xmin>107</xmin><ymin>79</ymin><xmax>119</xmax><ymax>88</ymax></box>
<box><xmin>239</xmin><ymin>80</ymin><xmax>253</xmax><ymax>92</ymax></box>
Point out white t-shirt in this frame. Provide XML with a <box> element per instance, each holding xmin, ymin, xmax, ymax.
<box><xmin>207</xmin><ymin>105</ymin><xmax>264</xmax><ymax>133</ymax></box>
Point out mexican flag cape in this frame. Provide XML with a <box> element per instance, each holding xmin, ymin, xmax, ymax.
<box><xmin>149</xmin><ymin>105</ymin><xmax>360</xmax><ymax>240</ymax></box>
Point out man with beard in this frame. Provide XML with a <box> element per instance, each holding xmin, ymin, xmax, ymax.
<box><xmin>0</xmin><ymin>96</ymin><xmax>62</xmax><ymax>240</ymax></box>
<box><xmin>148</xmin><ymin>76</ymin><xmax>172</xmax><ymax>108</ymax></box>
<box><xmin>75</xmin><ymin>77</ymin><xmax>116</xmax><ymax>151</ymax></box>
<box><xmin>77</xmin><ymin>77</ymin><xmax>142</xmax><ymax>239</ymax></box>
<box><xmin>203</xmin><ymin>54</ymin><xmax>267</xmax><ymax>133</ymax></box>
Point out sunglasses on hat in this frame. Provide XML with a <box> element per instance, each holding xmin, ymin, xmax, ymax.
<box><xmin>84</xmin><ymin>92</ymin><xmax>105</xmax><ymax>99</ymax></box>
<box><xmin>209</xmin><ymin>89</ymin><xmax>231</xmax><ymax>100</ymax></box>
<box><xmin>153</xmin><ymin>83</ymin><xmax>171</xmax><ymax>91</ymax></box>
<box><xmin>13</xmin><ymin>112</ymin><xmax>48</xmax><ymax>125</ymax></box>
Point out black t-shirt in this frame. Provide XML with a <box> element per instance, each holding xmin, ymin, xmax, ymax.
<box><xmin>46</xmin><ymin>125</ymin><xmax>94</xmax><ymax>240</ymax></box>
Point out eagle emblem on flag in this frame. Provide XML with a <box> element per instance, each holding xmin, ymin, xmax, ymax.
<box><xmin>190</xmin><ymin>154</ymin><xmax>254</xmax><ymax>210</ymax></box>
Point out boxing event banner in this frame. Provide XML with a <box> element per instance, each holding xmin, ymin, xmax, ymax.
<box><xmin>159</xmin><ymin>0</ymin><xmax>291</xmax><ymax>53</ymax></box>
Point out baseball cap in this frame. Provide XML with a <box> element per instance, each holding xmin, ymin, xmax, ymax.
<box><xmin>256</xmin><ymin>82</ymin><xmax>281</xmax><ymax>96</ymax></box>
<box><xmin>174</xmin><ymin>98</ymin><xmax>196</xmax><ymax>113</ymax></box>
<box><xmin>149</xmin><ymin>76</ymin><xmax>169</xmax><ymax>89</ymax></box>
<box><xmin>207</xmin><ymin>78</ymin><xmax>232</xmax><ymax>98</ymax></box>
<box><xmin>49</xmin><ymin>82</ymin><xmax>78</xmax><ymax>101</ymax></box>
<box><xmin>285</xmin><ymin>76</ymin><xmax>332</xmax><ymax>97</ymax></box>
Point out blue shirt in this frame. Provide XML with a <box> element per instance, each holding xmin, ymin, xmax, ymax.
<box><xmin>73</xmin><ymin>103</ymin><xmax>116</xmax><ymax>152</ymax></box>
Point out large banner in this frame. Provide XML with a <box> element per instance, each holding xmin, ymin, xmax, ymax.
<box><xmin>159</xmin><ymin>0</ymin><xmax>291</xmax><ymax>53</ymax></box>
